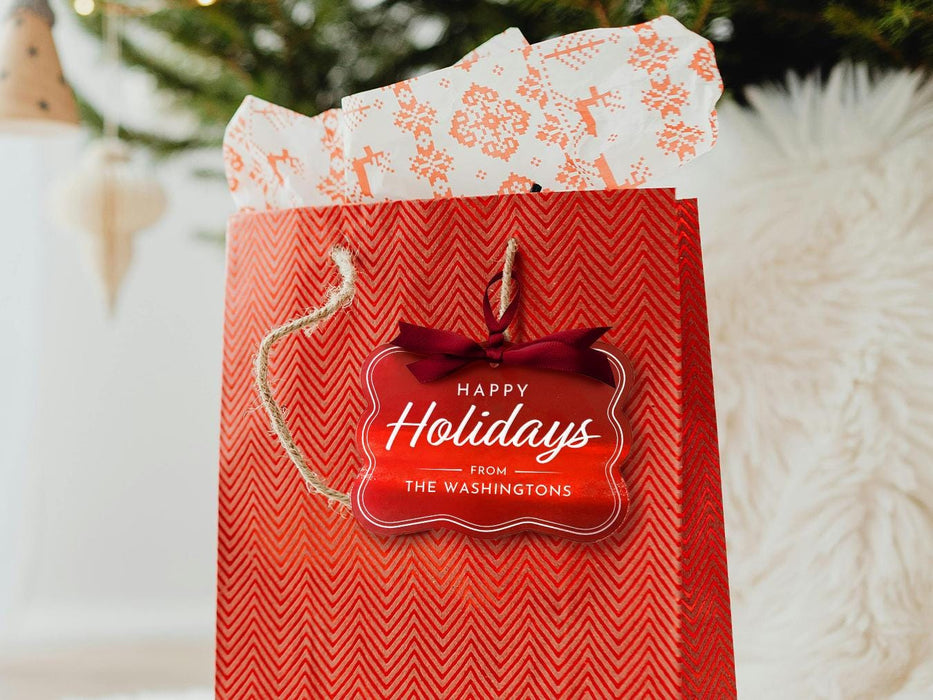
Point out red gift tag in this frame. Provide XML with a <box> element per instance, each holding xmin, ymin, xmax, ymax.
<box><xmin>352</xmin><ymin>342</ymin><xmax>632</xmax><ymax>541</ymax></box>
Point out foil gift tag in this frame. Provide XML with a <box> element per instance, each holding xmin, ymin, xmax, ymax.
<box><xmin>351</xmin><ymin>271</ymin><xmax>632</xmax><ymax>541</ymax></box>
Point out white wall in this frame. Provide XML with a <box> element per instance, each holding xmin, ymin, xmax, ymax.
<box><xmin>0</xmin><ymin>3</ymin><xmax>231</xmax><ymax>649</ymax></box>
<box><xmin>0</xmin><ymin>137</ymin><xmax>45</xmax><ymax>645</ymax></box>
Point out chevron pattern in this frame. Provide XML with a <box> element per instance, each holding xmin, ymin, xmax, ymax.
<box><xmin>217</xmin><ymin>188</ymin><xmax>735</xmax><ymax>698</ymax></box>
<box><xmin>676</xmin><ymin>199</ymin><xmax>735</xmax><ymax>696</ymax></box>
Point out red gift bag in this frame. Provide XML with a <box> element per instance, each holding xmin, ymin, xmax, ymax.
<box><xmin>217</xmin><ymin>188</ymin><xmax>735</xmax><ymax>697</ymax></box>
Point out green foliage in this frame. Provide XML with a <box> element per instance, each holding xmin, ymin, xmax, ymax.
<box><xmin>76</xmin><ymin>0</ymin><xmax>932</xmax><ymax>154</ymax></box>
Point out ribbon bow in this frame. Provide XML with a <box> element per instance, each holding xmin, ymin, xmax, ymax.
<box><xmin>391</xmin><ymin>272</ymin><xmax>615</xmax><ymax>386</ymax></box>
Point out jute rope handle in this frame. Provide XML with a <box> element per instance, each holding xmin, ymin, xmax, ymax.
<box><xmin>255</xmin><ymin>239</ymin><xmax>519</xmax><ymax>510</ymax></box>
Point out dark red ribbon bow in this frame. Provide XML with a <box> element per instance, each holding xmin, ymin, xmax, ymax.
<box><xmin>391</xmin><ymin>272</ymin><xmax>615</xmax><ymax>387</ymax></box>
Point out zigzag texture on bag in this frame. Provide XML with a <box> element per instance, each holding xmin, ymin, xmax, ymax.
<box><xmin>217</xmin><ymin>188</ymin><xmax>735</xmax><ymax>698</ymax></box>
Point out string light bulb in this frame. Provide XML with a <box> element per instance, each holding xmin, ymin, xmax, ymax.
<box><xmin>74</xmin><ymin>0</ymin><xmax>95</xmax><ymax>15</ymax></box>
<box><xmin>196</xmin><ymin>0</ymin><xmax>217</xmax><ymax>5</ymax></box>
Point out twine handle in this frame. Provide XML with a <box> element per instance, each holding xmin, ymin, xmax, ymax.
<box><xmin>255</xmin><ymin>239</ymin><xmax>518</xmax><ymax>510</ymax></box>
<box><xmin>255</xmin><ymin>247</ymin><xmax>356</xmax><ymax>508</ymax></box>
<box><xmin>499</xmin><ymin>237</ymin><xmax>519</xmax><ymax>342</ymax></box>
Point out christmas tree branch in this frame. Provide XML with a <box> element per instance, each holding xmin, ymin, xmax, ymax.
<box><xmin>68</xmin><ymin>0</ymin><xmax>931</xmax><ymax>156</ymax></box>
<box><xmin>692</xmin><ymin>0</ymin><xmax>715</xmax><ymax>31</ymax></box>
<box><xmin>75</xmin><ymin>89</ymin><xmax>219</xmax><ymax>155</ymax></box>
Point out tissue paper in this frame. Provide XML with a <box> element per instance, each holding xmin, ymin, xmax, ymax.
<box><xmin>342</xmin><ymin>16</ymin><xmax>721</xmax><ymax>202</ymax></box>
<box><xmin>224</xmin><ymin>28</ymin><xmax>529</xmax><ymax>211</ymax></box>
<box><xmin>224</xmin><ymin>17</ymin><xmax>721</xmax><ymax>210</ymax></box>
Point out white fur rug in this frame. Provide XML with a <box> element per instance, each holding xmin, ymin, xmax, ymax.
<box><xmin>677</xmin><ymin>64</ymin><xmax>933</xmax><ymax>699</ymax></box>
<box><xmin>74</xmin><ymin>65</ymin><xmax>933</xmax><ymax>700</ymax></box>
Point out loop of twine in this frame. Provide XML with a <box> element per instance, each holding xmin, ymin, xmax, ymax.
<box><xmin>255</xmin><ymin>239</ymin><xmax>519</xmax><ymax>510</ymax></box>
<box><xmin>499</xmin><ymin>237</ymin><xmax>518</xmax><ymax>343</ymax></box>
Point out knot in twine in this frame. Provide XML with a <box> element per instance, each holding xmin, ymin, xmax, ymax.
<box><xmin>255</xmin><ymin>239</ymin><xmax>519</xmax><ymax>510</ymax></box>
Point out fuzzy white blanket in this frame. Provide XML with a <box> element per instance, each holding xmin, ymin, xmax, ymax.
<box><xmin>676</xmin><ymin>63</ymin><xmax>933</xmax><ymax>699</ymax></box>
<box><xmin>73</xmin><ymin>65</ymin><xmax>933</xmax><ymax>700</ymax></box>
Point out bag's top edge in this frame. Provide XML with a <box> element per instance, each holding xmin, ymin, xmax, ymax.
<box><xmin>227</xmin><ymin>187</ymin><xmax>686</xmax><ymax>225</ymax></box>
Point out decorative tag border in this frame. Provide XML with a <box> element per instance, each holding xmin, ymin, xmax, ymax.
<box><xmin>352</xmin><ymin>343</ymin><xmax>632</xmax><ymax>540</ymax></box>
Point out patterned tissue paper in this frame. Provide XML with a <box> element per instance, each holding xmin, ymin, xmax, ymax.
<box><xmin>341</xmin><ymin>16</ymin><xmax>721</xmax><ymax>202</ymax></box>
<box><xmin>224</xmin><ymin>28</ymin><xmax>529</xmax><ymax>211</ymax></box>
<box><xmin>224</xmin><ymin>16</ymin><xmax>722</xmax><ymax>210</ymax></box>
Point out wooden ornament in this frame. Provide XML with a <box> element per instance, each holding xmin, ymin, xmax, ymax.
<box><xmin>52</xmin><ymin>139</ymin><xmax>166</xmax><ymax>312</ymax></box>
<box><xmin>0</xmin><ymin>0</ymin><xmax>79</xmax><ymax>132</ymax></box>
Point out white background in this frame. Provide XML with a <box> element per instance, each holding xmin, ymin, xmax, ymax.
<box><xmin>0</xmin><ymin>0</ymin><xmax>230</xmax><ymax>653</ymax></box>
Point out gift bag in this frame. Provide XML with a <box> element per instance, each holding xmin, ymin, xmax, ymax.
<box><xmin>217</xmin><ymin>16</ymin><xmax>733</xmax><ymax>698</ymax></box>
<box><xmin>216</xmin><ymin>187</ymin><xmax>734</xmax><ymax>697</ymax></box>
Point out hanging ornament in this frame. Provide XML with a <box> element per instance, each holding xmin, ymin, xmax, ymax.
<box><xmin>0</xmin><ymin>0</ymin><xmax>79</xmax><ymax>132</ymax></box>
<box><xmin>52</xmin><ymin>138</ymin><xmax>166</xmax><ymax>312</ymax></box>
<box><xmin>50</xmin><ymin>5</ymin><xmax>166</xmax><ymax>313</ymax></box>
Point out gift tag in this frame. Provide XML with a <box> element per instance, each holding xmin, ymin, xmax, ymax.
<box><xmin>352</xmin><ymin>342</ymin><xmax>631</xmax><ymax>541</ymax></box>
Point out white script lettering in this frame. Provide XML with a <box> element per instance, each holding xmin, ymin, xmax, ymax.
<box><xmin>384</xmin><ymin>401</ymin><xmax>599</xmax><ymax>464</ymax></box>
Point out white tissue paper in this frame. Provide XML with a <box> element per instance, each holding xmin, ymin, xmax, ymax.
<box><xmin>224</xmin><ymin>16</ymin><xmax>721</xmax><ymax>211</ymax></box>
